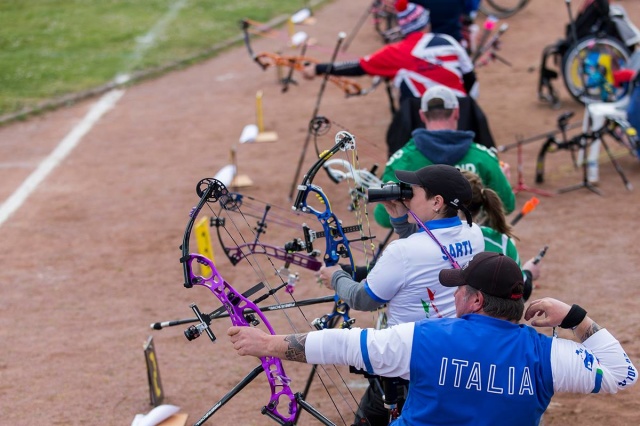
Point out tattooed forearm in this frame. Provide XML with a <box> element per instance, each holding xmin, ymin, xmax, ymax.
<box><xmin>284</xmin><ymin>333</ymin><xmax>308</xmax><ymax>362</ymax></box>
<box><xmin>577</xmin><ymin>321</ymin><xmax>601</xmax><ymax>342</ymax></box>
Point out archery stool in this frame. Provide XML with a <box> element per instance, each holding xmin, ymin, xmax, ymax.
<box><xmin>578</xmin><ymin>97</ymin><xmax>629</xmax><ymax>183</ymax></box>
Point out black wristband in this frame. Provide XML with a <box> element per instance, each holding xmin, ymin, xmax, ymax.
<box><xmin>559</xmin><ymin>304</ymin><xmax>587</xmax><ymax>329</ymax></box>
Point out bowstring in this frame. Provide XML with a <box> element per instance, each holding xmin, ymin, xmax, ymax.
<box><xmin>324</xmin><ymin>117</ymin><xmax>391</xmax><ymax>331</ymax></box>
<box><xmin>327</xmin><ymin>117</ymin><xmax>387</xmax><ymax>158</ymax></box>
<box><xmin>208</xmin><ymin>201</ymin><xmax>300</xmax><ymax>331</ymax></box>
<box><xmin>226</xmin><ymin>195</ymin><xmax>303</xmax><ymax>229</ymax></box>
<box><xmin>322</xmin><ymin>140</ymin><xmax>386</xmax><ymax>422</ymax></box>
<box><xmin>335</xmin><ymin>133</ymin><xmax>387</xmax><ymax>334</ymax></box>
<box><xmin>329</xmin><ymin>143</ymin><xmax>375</xmax><ymax>275</ymax></box>
<box><xmin>216</xmin><ymin>202</ymin><xmax>360</xmax><ymax>426</ymax></box>
<box><xmin>209</xmin><ymin>198</ymin><xmax>364</xmax><ymax>425</ymax></box>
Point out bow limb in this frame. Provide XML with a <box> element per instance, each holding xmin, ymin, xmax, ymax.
<box><xmin>184</xmin><ymin>255</ymin><xmax>298</xmax><ymax>422</ymax></box>
<box><xmin>318</xmin><ymin>129</ymin><xmax>382</xmax><ymax>293</ymax></box>
<box><xmin>292</xmin><ymin>131</ymin><xmax>358</xmax><ymax>256</ymax></box>
<box><xmin>240</xmin><ymin>19</ymin><xmax>267</xmax><ymax>70</ymax></box>
<box><xmin>181</xmin><ymin>179</ymin><xmax>299</xmax><ymax>423</ymax></box>
<box><xmin>293</xmin><ymin>132</ymin><xmax>364</xmax><ymax>329</ymax></box>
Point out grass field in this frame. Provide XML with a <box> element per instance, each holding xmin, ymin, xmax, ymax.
<box><xmin>0</xmin><ymin>0</ymin><xmax>317</xmax><ymax>117</ymax></box>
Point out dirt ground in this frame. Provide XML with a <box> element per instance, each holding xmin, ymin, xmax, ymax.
<box><xmin>1</xmin><ymin>0</ymin><xmax>639</xmax><ymax>425</ymax></box>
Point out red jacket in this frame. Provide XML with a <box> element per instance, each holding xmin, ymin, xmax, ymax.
<box><xmin>359</xmin><ymin>32</ymin><xmax>474</xmax><ymax>98</ymax></box>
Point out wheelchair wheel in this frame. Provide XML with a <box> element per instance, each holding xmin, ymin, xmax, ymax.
<box><xmin>479</xmin><ymin>0</ymin><xmax>529</xmax><ymax>19</ymax></box>
<box><xmin>561</xmin><ymin>35</ymin><xmax>631</xmax><ymax>105</ymax></box>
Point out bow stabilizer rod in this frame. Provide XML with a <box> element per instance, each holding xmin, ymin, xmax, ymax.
<box><xmin>288</xmin><ymin>32</ymin><xmax>347</xmax><ymax>200</ymax></box>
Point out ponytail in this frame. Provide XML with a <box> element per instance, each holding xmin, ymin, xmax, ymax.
<box><xmin>462</xmin><ymin>170</ymin><xmax>517</xmax><ymax>240</ymax></box>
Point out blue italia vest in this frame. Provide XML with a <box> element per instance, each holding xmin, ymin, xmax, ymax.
<box><xmin>393</xmin><ymin>315</ymin><xmax>554</xmax><ymax>426</ymax></box>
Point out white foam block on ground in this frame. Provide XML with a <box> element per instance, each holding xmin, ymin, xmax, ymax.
<box><xmin>239</xmin><ymin>124</ymin><xmax>258</xmax><ymax>143</ymax></box>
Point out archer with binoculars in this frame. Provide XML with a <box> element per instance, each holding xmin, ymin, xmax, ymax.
<box><xmin>316</xmin><ymin>163</ymin><xmax>544</xmax><ymax>425</ymax></box>
<box><xmin>316</xmin><ymin>164</ymin><xmax>485</xmax><ymax>425</ymax></box>
<box><xmin>366</xmin><ymin>181</ymin><xmax>414</xmax><ymax>203</ymax></box>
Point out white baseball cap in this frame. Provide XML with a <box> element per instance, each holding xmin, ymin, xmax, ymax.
<box><xmin>420</xmin><ymin>85</ymin><xmax>459</xmax><ymax>111</ymax></box>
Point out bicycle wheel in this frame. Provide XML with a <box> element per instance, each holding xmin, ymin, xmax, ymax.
<box><xmin>561</xmin><ymin>36</ymin><xmax>631</xmax><ymax>105</ymax></box>
<box><xmin>479</xmin><ymin>0</ymin><xmax>529</xmax><ymax>19</ymax></box>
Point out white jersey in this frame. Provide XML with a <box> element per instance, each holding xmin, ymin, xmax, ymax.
<box><xmin>364</xmin><ymin>216</ymin><xmax>484</xmax><ymax>326</ymax></box>
<box><xmin>305</xmin><ymin>322</ymin><xmax>638</xmax><ymax>402</ymax></box>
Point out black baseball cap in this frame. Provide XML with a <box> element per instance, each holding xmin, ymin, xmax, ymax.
<box><xmin>439</xmin><ymin>252</ymin><xmax>524</xmax><ymax>300</ymax></box>
<box><xmin>395</xmin><ymin>164</ymin><xmax>473</xmax><ymax>225</ymax></box>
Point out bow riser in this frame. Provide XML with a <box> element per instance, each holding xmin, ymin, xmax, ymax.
<box><xmin>291</xmin><ymin>132</ymin><xmax>362</xmax><ymax>330</ymax></box>
<box><xmin>185</xmin><ymin>253</ymin><xmax>298</xmax><ymax>423</ymax></box>
<box><xmin>297</xmin><ymin>186</ymin><xmax>354</xmax><ymax>270</ymax></box>
<box><xmin>225</xmin><ymin>242</ymin><xmax>322</xmax><ymax>271</ymax></box>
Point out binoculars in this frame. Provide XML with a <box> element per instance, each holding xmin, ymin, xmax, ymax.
<box><xmin>367</xmin><ymin>182</ymin><xmax>414</xmax><ymax>202</ymax></box>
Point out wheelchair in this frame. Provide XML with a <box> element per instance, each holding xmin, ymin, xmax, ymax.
<box><xmin>538</xmin><ymin>0</ymin><xmax>639</xmax><ymax>107</ymax></box>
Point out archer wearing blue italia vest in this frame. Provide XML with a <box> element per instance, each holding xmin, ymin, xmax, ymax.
<box><xmin>228</xmin><ymin>252</ymin><xmax>637</xmax><ymax>426</ymax></box>
<box><xmin>401</xmin><ymin>316</ymin><xmax>553</xmax><ymax>425</ymax></box>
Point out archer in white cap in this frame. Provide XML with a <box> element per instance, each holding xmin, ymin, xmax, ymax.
<box><xmin>375</xmin><ymin>84</ymin><xmax>515</xmax><ymax>229</ymax></box>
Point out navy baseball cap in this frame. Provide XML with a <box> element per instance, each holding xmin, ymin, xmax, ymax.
<box><xmin>439</xmin><ymin>252</ymin><xmax>524</xmax><ymax>300</ymax></box>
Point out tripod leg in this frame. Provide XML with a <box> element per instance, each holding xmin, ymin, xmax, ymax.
<box><xmin>599</xmin><ymin>136</ymin><xmax>633</xmax><ymax>190</ymax></box>
<box><xmin>295</xmin><ymin>392</ymin><xmax>336</xmax><ymax>425</ymax></box>
<box><xmin>194</xmin><ymin>364</ymin><xmax>264</xmax><ymax>426</ymax></box>
<box><xmin>557</xmin><ymin>137</ymin><xmax>602</xmax><ymax>196</ymax></box>
<box><xmin>293</xmin><ymin>364</ymin><xmax>317</xmax><ymax>424</ymax></box>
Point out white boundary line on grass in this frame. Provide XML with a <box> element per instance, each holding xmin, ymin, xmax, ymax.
<box><xmin>0</xmin><ymin>1</ymin><xmax>188</xmax><ymax>227</ymax></box>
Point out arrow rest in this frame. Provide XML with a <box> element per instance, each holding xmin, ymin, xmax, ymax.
<box><xmin>275</xmin><ymin>267</ymin><xmax>300</xmax><ymax>294</ymax></box>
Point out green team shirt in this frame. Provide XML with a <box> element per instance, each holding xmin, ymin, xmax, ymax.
<box><xmin>481</xmin><ymin>226</ymin><xmax>521</xmax><ymax>267</ymax></box>
<box><xmin>482</xmin><ymin>226</ymin><xmax>528</xmax><ymax>282</ymax></box>
<box><xmin>374</xmin><ymin>139</ymin><xmax>516</xmax><ymax>228</ymax></box>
